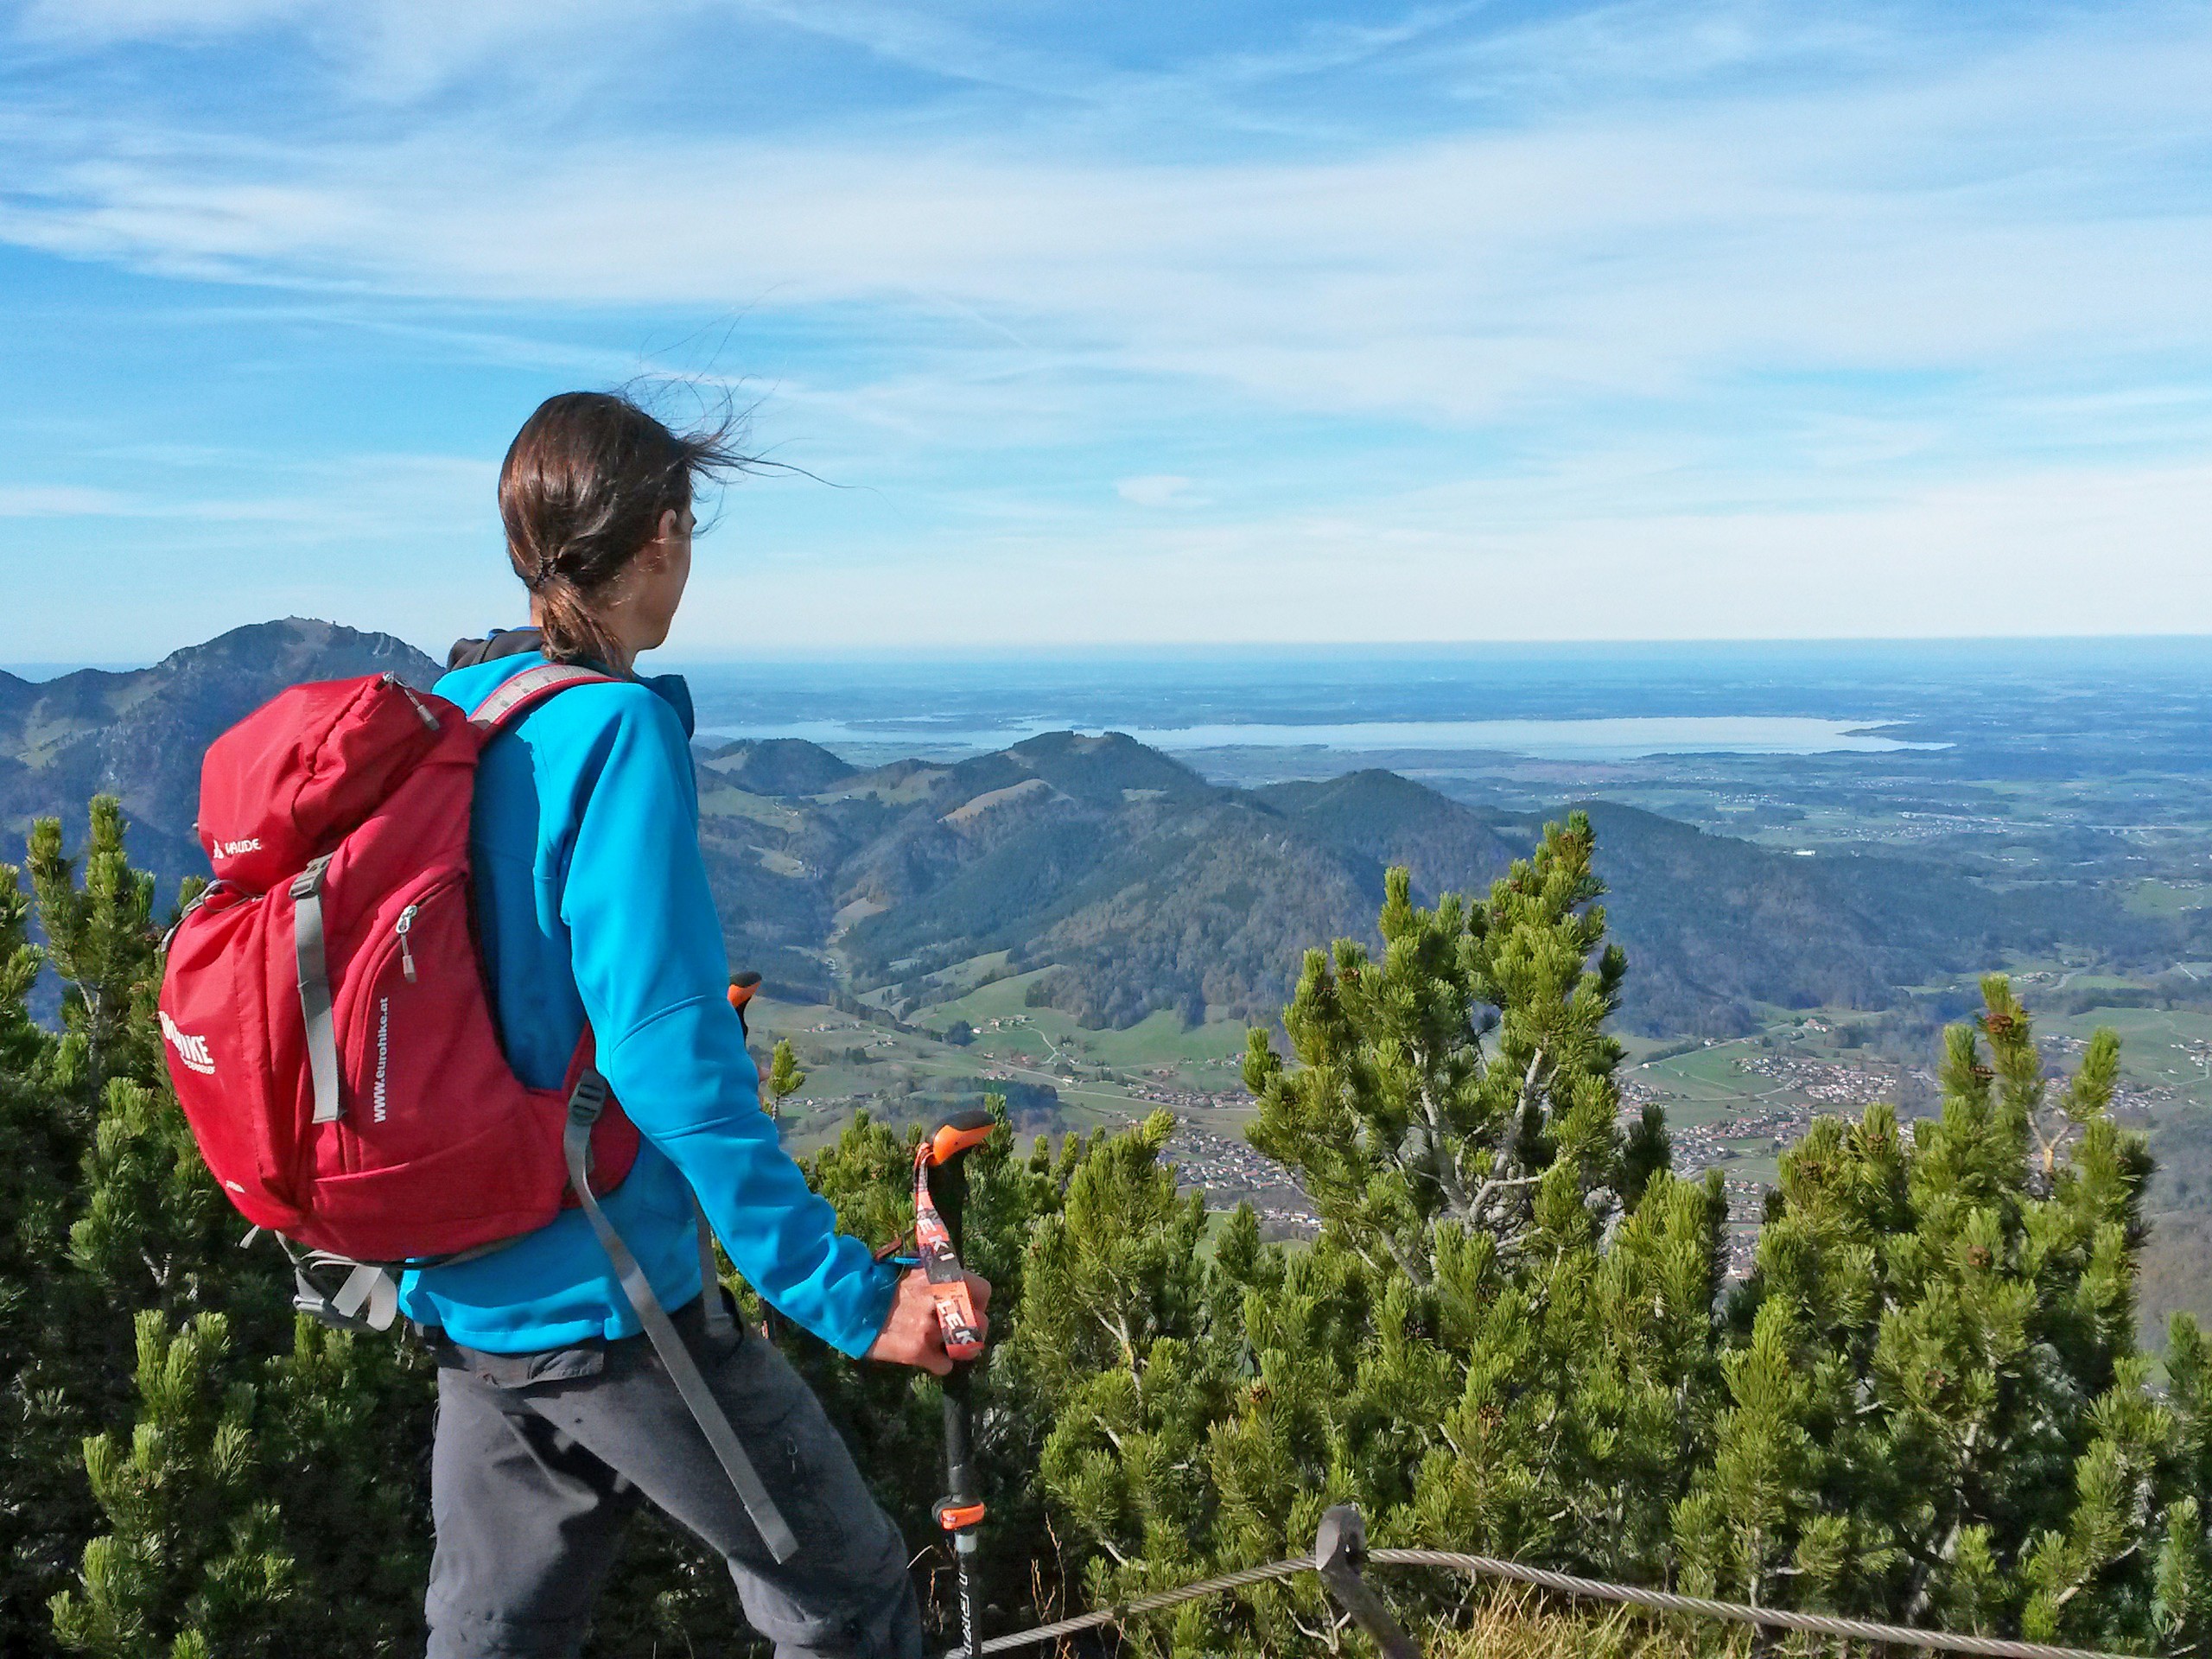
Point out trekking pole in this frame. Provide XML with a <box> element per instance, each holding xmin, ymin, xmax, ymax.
<box><xmin>917</xmin><ymin>1109</ymin><xmax>995</xmax><ymax>1659</ymax></box>
<box><xmin>727</xmin><ymin>970</ymin><xmax>762</xmax><ymax>1033</ymax></box>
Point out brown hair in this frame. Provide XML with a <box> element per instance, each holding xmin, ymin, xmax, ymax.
<box><xmin>498</xmin><ymin>391</ymin><xmax>753</xmax><ymax>667</ymax></box>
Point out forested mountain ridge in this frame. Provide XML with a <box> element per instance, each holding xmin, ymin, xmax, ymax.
<box><xmin>701</xmin><ymin>735</ymin><xmax>859</xmax><ymax>796</ymax></box>
<box><xmin>0</xmin><ymin>620</ymin><xmax>438</xmax><ymax>882</ymax></box>
<box><xmin>842</xmin><ymin>746</ymin><xmax>1505</xmax><ymax>1027</ymax></box>
<box><xmin>0</xmin><ymin>619</ymin><xmax>2149</xmax><ymax>1035</ymax></box>
<box><xmin>700</xmin><ymin>734</ymin><xmax>2135</xmax><ymax>1035</ymax></box>
<box><xmin>1551</xmin><ymin>800</ymin><xmax>2157</xmax><ymax>1035</ymax></box>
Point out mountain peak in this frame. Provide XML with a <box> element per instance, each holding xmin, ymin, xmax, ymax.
<box><xmin>153</xmin><ymin>619</ymin><xmax>440</xmax><ymax>689</ymax></box>
<box><xmin>702</xmin><ymin>737</ymin><xmax>858</xmax><ymax>797</ymax></box>
<box><xmin>1003</xmin><ymin>729</ymin><xmax>1209</xmax><ymax>804</ymax></box>
<box><xmin>0</xmin><ymin>618</ymin><xmax>443</xmax><ymax>884</ymax></box>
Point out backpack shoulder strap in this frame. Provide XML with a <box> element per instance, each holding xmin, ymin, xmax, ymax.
<box><xmin>467</xmin><ymin>662</ymin><xmax>620</xmax><ymax>732</ymax></box>
<box><xmin>562</xmin><ymin>1073</ymin><xmax>800</xmax><ymax>1562</ymax></box>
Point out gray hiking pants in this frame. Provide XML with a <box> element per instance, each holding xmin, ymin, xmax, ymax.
<box><xmin>424</xmin><ymin>1294</ymin><xmax>922</xmax><ymax>1659</ymax></box>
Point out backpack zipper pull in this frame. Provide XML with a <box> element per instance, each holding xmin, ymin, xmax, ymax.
<box><xmin>396</xmin><ymin>904</ymin><xmax>419</xmax><ymax>982</ymax></box>
<box><xmin>385</xmin><ymin>672</ymin><xmax>442</xmax><ymax>732</ymax></box>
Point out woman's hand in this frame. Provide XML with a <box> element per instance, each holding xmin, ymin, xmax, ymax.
<box><xmin>865</xmin><ymin>1268</ymin><xmax>992</xmax><ymax>1376</ymax></box>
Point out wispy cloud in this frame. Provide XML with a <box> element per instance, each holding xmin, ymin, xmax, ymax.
<box><xmin>677</xmin><ymin>454</ymin><xmax>2212</xmax><ymax>649</ymax></box>
<box><xmin>2</xmin><ymin>447</ymin><xmax>509</xmax><ymax>658</ymax></box>
<box><xmin>15</xmin><ymin>0</ymin><xmax>314</xmax><ymax>47</ymax></box>
<box><xmin>1117</xmin><ymin>474</ymin><xmax>1199</xmax><ymax>507</ymax></box>
<box><xmin>5</xmin><ymin>11</ymin><xmax>2206</xmax><ymax>427</ymax></box>
<box><xmin>2</xmin><ymin>1</ymin><xmax>2208</xmax><ymax>653</ymax></box>
<box><xmin>0</xmin><ymin>484</ymin><xmax>129</xmax><ymax>516</ymax></box>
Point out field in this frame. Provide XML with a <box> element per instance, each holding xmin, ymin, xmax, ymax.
<box><xmin>748</xmin><ymin>956</ymin><xmax>2212</xmax><ymax>1338</ymax></box>
<box><xmin>752</xmin><ymin>968</ymin><xmax>1249</xmax><ymax>1144</ymax></box>
<box><xmin>1621</xmin><ymin>1025</ymin><xmax>1919</xmax><ymax>1270</ymax></box>
<box><xmin>1624</xmin><ymin>995</ymin><xmax>2212</xmax><ymax>1327</ymax></box>
<box><xmin>741</xmin><ymin>969</ymin><xmax>1322</xmax><ymax>1233</ymax></box>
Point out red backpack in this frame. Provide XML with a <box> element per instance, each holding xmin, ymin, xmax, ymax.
<box><xmin>158</xmin><ymin>660</ymin><xmax>803</xmax><ymax>1560</ymax></box>
<box><xmin>159</xmin><ymin>664</ymin><xmax>643</xmax><ymax>1278</ymax></box>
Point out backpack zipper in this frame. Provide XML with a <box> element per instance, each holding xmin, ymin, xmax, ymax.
<box><xmin>395</xmin><ymin>904</ymin><xmax>419</xmax><ymax>982</ymax></box>
<box><xmin>161</xmin><ymin>880</ymin><xmax>232</xmax><ymax>954</ymax></box>
<box><xmin>382</xmin><ymin>671</ymin><xmax>442</xmax><ymax>732</ymax></box>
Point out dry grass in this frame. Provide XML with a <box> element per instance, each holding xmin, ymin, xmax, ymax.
<box><xmin>1423</xmin><ymin>1586</ymin><xmax>1847</xmax><ymax>1659</ymax></box>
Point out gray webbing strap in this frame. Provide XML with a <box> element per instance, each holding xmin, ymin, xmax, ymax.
<box><xmin>563</xmin><ymin>1074</ymin><xmax>798</xmax><ymax>1563</ymax></box>
<box><xmin>331</xmin><ymin>1262</ymin><xmax>399</xmax><ymax>1331</ymax></box>
<box><xmin>468</xmin><ymin>662</ymin><xmax>615</xmax><ymax>731</ymax></box>
<box><xmin>694</xmin><ymin>1198</ymin><xmax>735</xmax><ymax>1342</ymax></box>
<box><xmin>290</xmin><ymin>856</ymin><xmax>341</xmax><ymax>1124</ymax></box>
<box><xmin>281</xmin><ymin>1243</ymin><xmax>401</xmax><ymax>1336</ymax></box>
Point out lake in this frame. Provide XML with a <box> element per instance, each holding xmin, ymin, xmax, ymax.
<box><xmin>697</xmin><ymin>714</ymin><xmax>1941</xmax><ymax>761</ymax></box>
<box><xmin>667</xmin><ymin>637</ymin><xmax>2206</xmax><ymax>777</ymax></box>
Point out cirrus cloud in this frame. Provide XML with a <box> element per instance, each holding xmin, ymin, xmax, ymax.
<box><xmin>1</xmin><ymin>0</ymin><xmax>2209</xmax><ymax>655</ymax></box>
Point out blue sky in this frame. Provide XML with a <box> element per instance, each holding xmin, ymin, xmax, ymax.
<box><xmin>2</xmin><ymin>1</ymin><xmax>2209</xmax><ymax>662</ymax></box>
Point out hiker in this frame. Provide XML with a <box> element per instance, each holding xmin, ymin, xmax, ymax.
<box><xmin>401</xmin><ymin>391</ymin><xmax>986</xmax><ymax>1659</ymax></box>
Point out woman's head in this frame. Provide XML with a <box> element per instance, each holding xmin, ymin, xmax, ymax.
<box><xmin>499</xmin><ymin>391</ymin><xmax>749</xmax><ymax>671</ymax></box>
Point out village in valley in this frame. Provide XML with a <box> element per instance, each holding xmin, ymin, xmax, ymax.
<box><xmin>747</xmin><ymin>971</ymin><xmax>2212</xmax><ymax>1285</ymax></box>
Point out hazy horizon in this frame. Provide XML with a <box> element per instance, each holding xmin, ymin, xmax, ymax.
<box><xmin>10</xmin><ymin>627</ymin><xmax>2212</xmax><ymax>686</ymax></box>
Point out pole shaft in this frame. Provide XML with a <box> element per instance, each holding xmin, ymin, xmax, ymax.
<box><xmin>931</xmin><ymin>1147</ymin><xmax>985</xmax><ymax>1659</ymax></box>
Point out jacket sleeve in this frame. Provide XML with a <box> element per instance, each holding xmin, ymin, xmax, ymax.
<box><xmin>556</xmin><ymin>688</ymin><xmax>898</xmax><ymax>1357</ymax></box>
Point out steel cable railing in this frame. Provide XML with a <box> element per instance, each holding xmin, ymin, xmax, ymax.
<box><xmin>944</xmin><ymin>1508</ymin><xmax>2147</xmax><ymax>1659</ymax></box>
<box><xmin>1365</xmin><ymin>1548</ymin><xmax>2138</xmax><ymax>1659</ymax></box>
<box><xmin>954</xmin><ymin>1556</ymin><xmax>1314</xmax><ymax>1655</ymax></box>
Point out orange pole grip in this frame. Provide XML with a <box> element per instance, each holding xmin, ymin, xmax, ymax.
<box><xmin>927</xmin><ymin>1121</ymin><xmax>995</xmax><ymax>1166</ymax></box>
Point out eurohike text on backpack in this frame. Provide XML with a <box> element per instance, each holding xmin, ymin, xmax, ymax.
<box><xmin>156</xmin><ymin>665</ymin><xmax>798</xmax><ymax>1563</ymax></box>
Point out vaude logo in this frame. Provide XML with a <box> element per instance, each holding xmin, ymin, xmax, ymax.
<box><xmin>160</xmin><ymin>1010</ymin><xmax>215</xmax><ymax>1076</ymax></box>
<box><xmin>373</xmin><ymin>997</ymin><xmax>391</xmax><ymax>1123</ymax></box>
<box><xmin>209</xmin><ymin>836</ymin><xmax>263</xmax><ymax>861</ymax></box>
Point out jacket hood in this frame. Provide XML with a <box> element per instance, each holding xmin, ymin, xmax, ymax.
<box><xmin>444</xmin><ymin>628</ymin><xmax>696</xmax><ymax>739</ymax></box>
<box><xmin>447</xmin><ymin>626</ymin><xmax>548</xmax><ymax>671</ymax></box>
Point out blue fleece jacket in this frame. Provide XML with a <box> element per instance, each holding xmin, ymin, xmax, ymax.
<box><xmin>396</xmin><ymin>651</ymin><xmax>898</xmax><ymax>1357</ymax></box>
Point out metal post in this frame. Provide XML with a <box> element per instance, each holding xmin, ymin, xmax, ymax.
<box><xmin>1315</xmin><ymin>1506</ymin><xmax>1420</xmax><ymax>1659</ymax></box>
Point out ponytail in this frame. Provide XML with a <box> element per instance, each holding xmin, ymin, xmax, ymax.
<box><xmin>527</xmin><ymin>569</ymin><xmax>628</xmax><ymax>674</ymax></box>
<box><xmin>498</xmin><ymin>391</ymin><xmax>753</xmax><ymax>668</ymax></box>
